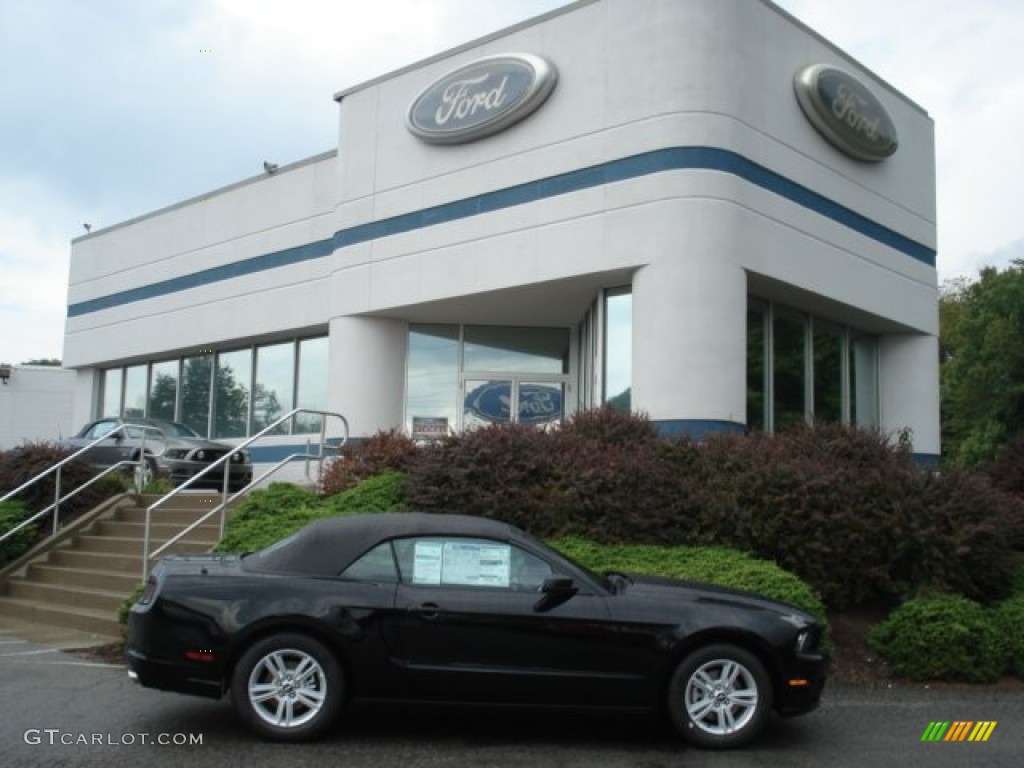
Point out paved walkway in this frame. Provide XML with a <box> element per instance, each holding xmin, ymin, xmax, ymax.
<box><xmin>0</xmin><ymin>615</ymin><xmax>119</xmax><ymax>651</ymax></box>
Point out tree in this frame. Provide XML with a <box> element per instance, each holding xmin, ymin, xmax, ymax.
<box><xmin>20</xmin><ymin>358</ymin><xmax>61</xmax><ymax>366</ymax></box>
<box><xmin>940</xmin><ymin>260</ymin><xmax>1024</xmax><ymax>466</ymax></box>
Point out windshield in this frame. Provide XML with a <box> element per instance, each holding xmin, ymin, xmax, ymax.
<box><xmin>126</xmin><ymin>420</ymin><xmax>202</xmax><ymax>439</ymax></box>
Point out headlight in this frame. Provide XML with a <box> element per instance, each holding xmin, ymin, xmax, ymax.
<box><xmin>195</xmin><ymin>450</ymin><xmax>207</xmax><ymax>461</ymax></box>
<box><xmin>795</xmin><ymin>629</ymin><xmax>819</xmax><ymax>655</ymax></box>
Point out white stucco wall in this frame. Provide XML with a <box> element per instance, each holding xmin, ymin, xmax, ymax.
<box><xmin>0</xmin><ymin>366</ymin><xmax>78</xmax><ymax>450</ymax></box>
<box><xmin>59</xmin><ymin>0</ymin><xmax>939</xmax><ymax>457</ymax></box>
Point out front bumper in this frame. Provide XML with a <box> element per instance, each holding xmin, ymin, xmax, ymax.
<box><xmin>775</xmin><ymin>654</ymin><xmax>828</xmax><ymax>716</ymax></box>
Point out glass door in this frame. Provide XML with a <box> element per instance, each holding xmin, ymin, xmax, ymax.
<box><xmin>462</xmin><ymin>377</ymin><xmax>566</xmax><ymax>430</ymax></box>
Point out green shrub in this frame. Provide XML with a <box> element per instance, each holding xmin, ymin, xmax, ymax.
<box><xmin>996</xmin><ymin>594</ymin><xmax>1024</xmax><ymax>677</ymax></box>
<box><xmin>0</xmin><ymin>500</ymin><xmax>36</xmax><ymax>567</ymax></box>
<box><xmin>321</xmin><ymin>471</ymin><xmax>406</xmax><ymax>516</ymax></box>
<box><xmin>551</xmin><ymin>537</ymin><xmax>826</xmax><ymax>625</ymax></box>
<box><xmin>118</xmin><ymin>583</ymin><xmax>147</xmax><ymax>625</ymax></box>
<box><xmin>215</xmin><ymin>475</ymin><xmax>406</xmax><ymax>554</ymax></box>
<box><xmin>869</xmin><ymin>595</ymin><xmax>1010</xmax><ymax>682</ymax></box>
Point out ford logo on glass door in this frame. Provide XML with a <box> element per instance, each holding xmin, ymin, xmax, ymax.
<box><xmin>407</xmin><ymin>53</ymin><xmax>558</xmax><ymax>145</ymax></box>
<box><xmin>465</xmin><ymin>382</ymin><xmax>562</xmax><ymax>424</ymax></box>
<box><xmin>794</xmin><ymin>64</ymin><xmax>898</xmax><ymax>162</ymax></box>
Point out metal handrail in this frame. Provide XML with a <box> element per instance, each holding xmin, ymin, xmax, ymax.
<box><xmin>141</xmin><ymin>409</ymin><xmax>349</xmax><ymax>579</ymax></box>
<box><xmin>0</xmin><ymin>423</ymin><xmax>167</xmax><ymax>545</ymax></box>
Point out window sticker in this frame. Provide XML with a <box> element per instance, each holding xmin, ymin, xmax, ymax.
<box><xmin>413</xmin><ymin>541</ymin><xmax>443</xmax><ymax>584</ymax></box>
<box><xmin>441</xmin><ymin>541</ymin><xmax>511</xmax><ymax>587</ymax></box>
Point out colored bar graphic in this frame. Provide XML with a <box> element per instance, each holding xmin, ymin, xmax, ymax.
<box><xmin>921</xmin><ymin>722</ymin><xmax>949</xmax><ymax>741</ymax></box>
<box><xmin>921</xmin><ymin>721</ymin><xmax>996</xmax><ymax>742</ymax></box>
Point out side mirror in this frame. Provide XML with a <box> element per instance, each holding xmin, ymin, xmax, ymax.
<box><xmin>534</xmin><ymin>576</ymin><xmax>578</xmax><ymax>612</ymax></box>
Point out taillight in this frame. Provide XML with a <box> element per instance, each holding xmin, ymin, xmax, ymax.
<box><xmin>138</xmin><ymin>573</ymin><xmax>159</xmax><ymax>606</ymax></box>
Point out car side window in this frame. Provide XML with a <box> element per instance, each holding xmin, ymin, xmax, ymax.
<box><xmin>393</xmin><ymin>537</ymin><xmax>552</xmax><ymax>591</ymax></box>
<box><xmin>339</xmin><ymin>542</ymin><xmax>398</xmax><ymax>583</ymax></box>
<box><xmin>87</xmin><ymin>421</ymin><xmax>117</xmax><ymax>439</ymax></box>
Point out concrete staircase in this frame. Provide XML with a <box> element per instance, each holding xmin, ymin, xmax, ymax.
<box><xmin>0</xmin><ymin>494</ymin><xmax>227</xmax><ymax>639</ymax></box>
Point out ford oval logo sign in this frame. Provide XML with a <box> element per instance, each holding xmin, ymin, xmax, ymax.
<box><xmin>407</xmin><ymin>53</ymin><xmax>557</xmax><ymax>145</ymax></box>
<box><xmin>794</xmin><ymin>64</ymin><xmax>898</xmax><ymax>162</ymax></box>
<box><xmin>465</xmin><ymin>382</ymin><xmax>562</xmax><ymax>425</ymax></box>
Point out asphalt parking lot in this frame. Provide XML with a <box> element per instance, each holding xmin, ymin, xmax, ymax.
<box><xmin>1</xmin><ymin>633</ymin><xmax>1022</xmax><ymax>768</ymax></box>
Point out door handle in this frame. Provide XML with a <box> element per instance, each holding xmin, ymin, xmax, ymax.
<box><xmin>413</xmin><ymin>602</ymin><xmax>441</xmax><ymax>620</ymax></box>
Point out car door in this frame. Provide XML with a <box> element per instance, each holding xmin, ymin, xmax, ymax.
<box><xmin>392</xmin><ymin>536</ymin><xmax>652</xmax><ymax>708</ymax></box>
<box><xmin>73</xmin><ymin>419</ymin><xmax>133</xmax><ymax>468</ymax></box>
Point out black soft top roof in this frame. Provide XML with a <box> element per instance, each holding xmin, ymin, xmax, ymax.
<box><xmin>240</xmin><ymin>512</ymin><xmax>520</xmax><ymax>577</ymax></box>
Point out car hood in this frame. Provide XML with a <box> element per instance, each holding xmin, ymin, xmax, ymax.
<box><xmin>618</xmin><ymin>573</ymin><xmax>818</xmax><ymax>624</ymax></box>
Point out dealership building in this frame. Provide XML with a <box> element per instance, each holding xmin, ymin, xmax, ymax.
<box><xmin>60</xmin><ymin>0</ymin><xmax>939</xmax><ymax>467</ymax></box>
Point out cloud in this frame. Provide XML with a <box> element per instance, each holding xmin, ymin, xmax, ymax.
<box><xmin>0</xmin><ymin>179</ymin><xmax>76</xmax><ymax>363</ymax></box>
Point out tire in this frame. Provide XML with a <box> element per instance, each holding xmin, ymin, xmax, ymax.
<box><xmin>230</xmin><ymin>633</ymin><xmax>343</xmax><ymax>742</ymax></box>
<box><xmin>667</xmin><ymin>644</ymin><xmax>773</xmax><ymax>749</ymax></box>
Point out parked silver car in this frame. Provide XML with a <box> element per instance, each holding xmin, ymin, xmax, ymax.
<box><xmin>66</xmin><ymin>418</ymin><xmax>252</xmax><ymax>491</ymax></box>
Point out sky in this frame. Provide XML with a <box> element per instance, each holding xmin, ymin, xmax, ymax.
<box><xmin>1</xmin><ymin>0</ymin><xmax>1022</xmax><ymax>366</ymax></box>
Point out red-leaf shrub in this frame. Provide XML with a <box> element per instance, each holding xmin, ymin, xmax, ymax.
<box><xmin>319</xmin><ymin>430</ymin><xmax>420</xmax><ymax>496</ymax></box>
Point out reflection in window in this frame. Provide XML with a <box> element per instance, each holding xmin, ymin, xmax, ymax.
<box><xmin>851</xmin><ymin>335</ymin><xmax>879</xmax><ymax>428</ymax></box>
<box><xmin>746</xmin><ymin>298</ymin><xmax>879</xmax><ymax>434</ymax></box>
<box><xmin>746</xmin><ymin>302</ymin><xmax>767</xmax><ymax>430</ymax></box>
<box><xmin>180</xmin><ymin>355</ymin><xmax>213</xmax><ymax>437</ymax></box>
<box><xmin>813</xmin><ymin>321</ymin><xmax>843</xmax><ymax>423</ymax></box>
<box><xmin>253</xmin><ymin>342</ymin><xmax>294</xmax><ymax>435</ymax></box>
<box><xmin>773</xmin><ymin>311</ymin><xmax>807</xmax><ymax>429</ymax></box>
<box><xmin>214</xmin><ymin>349</ymin><xmax>252</xmax><ymax>438</ymax></box>
<box><xmin>148</xmin><ymin>361</ymin><xmax>178</xmax><ymax>421</ymax></box>
<box><xmin>101</xmin><ymin>369</ymin><xmax>122</xmax><ymax>418</ymax></box>
<box><xmin>407</xmin><ymin>325</ymin><xmax>459</xmax><ymax>435</ymax></box>
<box><xmin>464</xmin><ymin>326</ymin><xmax>568</xmax><ymax>374</ymax></box>
<box><xmin>604</xmin><ymin>288</ymin><xmax>632</xmax><ymax>411</ymax></box>
<box><xmin>123</xmin><ymin>365</ymin><xmax>147</xmax><ymax>418</ymax></box>
<box><xmin>295</xmin><ymin>337</ymin><xmax>329</xmax><ymax>434</ymax></box>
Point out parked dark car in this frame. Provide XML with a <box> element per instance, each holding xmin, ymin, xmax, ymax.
<box><xmin>126</xmin><ymin>513</ymin><xmax>827</xmax><ymax>748</ymax></box>
<box><xmin>66</xmin><ymin>417</ymin><xmax>252</xmax><ymax>491</ymax></box>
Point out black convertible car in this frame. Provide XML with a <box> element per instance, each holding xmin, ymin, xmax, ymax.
<box><xmin>126</xmin><ymin>513</ymin><xmax>827</xmax><ymax>748</ymax></box>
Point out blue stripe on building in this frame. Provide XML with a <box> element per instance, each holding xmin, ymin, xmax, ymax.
<box><xmin>67</xmin><ymin>146</ymin><xmax>936</xmax><ymax>318</ymax></box>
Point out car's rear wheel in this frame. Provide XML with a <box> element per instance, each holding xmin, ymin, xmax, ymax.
<box><xmin>667</xmin><ymin>644</ymin><xmax>772</xmax><ymax>749</ymax></box>
<box><xmin>231</xmin><ymin>633</ymin><xmax>343</xmax><ymax>741</ymax></box>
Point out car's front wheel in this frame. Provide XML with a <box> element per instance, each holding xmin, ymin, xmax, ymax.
<box><xmin>231</xmin><ymin>633</ymin><xmax>343</xmax><ymax>741</ymax></box>
<box><xmin>667</xmin><ymin>644</ymin><xmax>772</xmax><ymax>749</ymax></box>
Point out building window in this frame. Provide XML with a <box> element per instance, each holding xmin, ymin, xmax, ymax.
<box><xmin>406</xmin><ymin>324</ymin><xmax>570</xmax><ymax>433</ymax></box>
<box><xmin>746</xmin><ymin>298</ymin><xmax>878</xmax><ymax>433</ymax></box>
<box><xmin>295</xmin><ymin>337</ymin><xmax>329</xmax><ymax>433</ymax></box>
<box><xmin>180</xmin><ymin>354</ymin><xmax>213</xmax><ymax>436</ymax></box>
<box><xmin>773</xmin><ymin>309</ymin><xmax>807</xmax><ymax>430</ymax></box>
<box><xmin>98</xmin><ymin>335</ymin><xmax>327</xmax><ymax>440</ymax></box>
<box><xmin>603</xmin><ymin>288</ymin><xmax>632</xmax><ymax>411</ymax></box>
<box><xmin>253</xmin><ymin>342</ymin><xmax>295</xmax><ymax>435</ymax></box>
<box><xmin>746</xmin><ymin>301</ymin><xmax>767</xmax><ymax>430</ymax></box>
<box><xmin>148</xmin><ymin>360</ymin><xmax>179</xmax><ymax>422</ymax></box>
<box><xmin>406</xmin><ymin>325</ymin><xmax>460</xmax><ymax>436</ymax></box>
<box><xmin>850</xmin><ymin>334</ymin><xmax>879</xmax><ymax>428</ymax></box>
<box><xmin>214</xmin><ymin>349</ymin><xmax>252</xmax><ymax>439</ymax></box>
<box><xmin>123</xmin><ymin>365</ymin><xmax>148</xmax><ymax>418</ymax></box>
<box><xmin>813</xmin><ymin>320</ymin><xmax>844</xmax><ymax>423</ymax></box>
<box><xmin>463</xmin><ymin>326</ymin><xmax>569</xmax><ymax>374</ymax></box>
<box><xmin>100</xmin><ymin>369</ymin><xmax>123</xmax><ymax>418</ymax></box>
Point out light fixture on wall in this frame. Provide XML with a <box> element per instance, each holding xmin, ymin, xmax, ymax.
<box><xmin>0</xmin><ymin>363</ymin><xmax>12</xmax><ymax>385</ymax></box>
